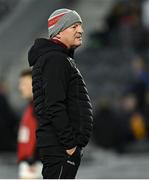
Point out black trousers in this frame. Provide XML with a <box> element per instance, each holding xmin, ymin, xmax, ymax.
<box><xmin>39</xmin><ymin>146</ymin><xmax>82</xmax><ymax>179</ymax></box>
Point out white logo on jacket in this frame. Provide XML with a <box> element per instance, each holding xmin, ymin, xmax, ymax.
<box><xmin>67</xmin><ymin>160</ymin><xmax>75</xmax><ymax>166</ymax></box>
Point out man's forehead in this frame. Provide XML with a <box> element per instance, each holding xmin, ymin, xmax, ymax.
<box><xmin>70</xmin><ymin>22</ymin><xmax>82</xmax><ymax>26</ymax></box>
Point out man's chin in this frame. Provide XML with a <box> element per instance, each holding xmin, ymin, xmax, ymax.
<box><xmin>75</xmin><ymin>42</ymin><xmax>82</xmax><ymax>48</ymax></box>
<box><xmin>70</xmin><ymin>41</ymin><xmax>82</xmax><ymax>49</ymax></box>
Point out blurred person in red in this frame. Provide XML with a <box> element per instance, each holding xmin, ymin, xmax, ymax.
<box><xmin>18</xmin><ymin>69</ymin><xmax>42</xmax><ymax>179</ymax></box>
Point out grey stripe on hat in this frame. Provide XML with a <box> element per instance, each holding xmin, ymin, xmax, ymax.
<box><xmin>48</xmin><ymin>9</ymin><xmax>82</xmax><ymax>38</ymax></box>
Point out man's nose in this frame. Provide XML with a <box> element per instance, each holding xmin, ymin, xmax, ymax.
<box><xmin>78</xmin><ymin>25</ymin><xmax>84</xmax><ymax>34</ymax></box>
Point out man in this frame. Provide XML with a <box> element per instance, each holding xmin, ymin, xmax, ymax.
<box><xmin>28</xmin><ymin>8</ymin><xmax>93</xmax><ymax>179</ymax></box>
<box><xmin>18</xmin><ymin>69</ymin><xmax>42</xmax><ymax>179</ymax></box>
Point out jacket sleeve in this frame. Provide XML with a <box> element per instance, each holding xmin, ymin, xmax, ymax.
<box><xmin>43</xmin><ymin>54</ymin><xmax>76</xmax><ymax>149</ymax></box>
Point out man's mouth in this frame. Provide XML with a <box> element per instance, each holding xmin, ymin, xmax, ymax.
<box><xmin>76</xmin><ymin>36</ymin><xmax>82</xmax><ymax>39</ymax></box>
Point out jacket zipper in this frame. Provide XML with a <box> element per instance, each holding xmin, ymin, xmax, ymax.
<box><xmin>58</xmin><ymin>165</ymin><xmax>63</xmax><ymax>179</ymax></box>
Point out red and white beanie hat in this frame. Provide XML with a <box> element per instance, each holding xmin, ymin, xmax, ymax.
<box><xmin>48</xmin><ymin>8</ymin><xmax>82</xmax><ymax>38</ymax></box>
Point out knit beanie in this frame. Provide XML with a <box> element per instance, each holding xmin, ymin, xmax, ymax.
<box><xmin>48</xmin><ymin>8</ymin><xmax>82</xmax><ymax>38</ymax></box>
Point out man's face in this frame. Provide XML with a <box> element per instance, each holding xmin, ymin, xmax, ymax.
<box><xmin>58</xmin><ymin>22</ymin><xmax>84</xmax><ymax>49</ymax></box>
<box><xmin>19</xmin><ymin>76</ymin><xmax>33</xmax><ymax>99</ymax></box>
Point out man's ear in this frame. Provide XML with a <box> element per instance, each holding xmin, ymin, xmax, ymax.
<box><xmin>55</xmin><ymin>32</ymin><xmax>61</xmax><ymax>39</ymax></box>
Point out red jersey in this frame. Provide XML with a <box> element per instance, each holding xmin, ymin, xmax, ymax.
<box><xmin>18</xmin><ymin>103</ymin><xmax>37</xmax><ymax>162</ymax></box>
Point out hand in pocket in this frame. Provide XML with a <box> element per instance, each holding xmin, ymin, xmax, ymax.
<box><xmin>66</xmin><ymin>146</ymin><xmax>77</xmax><ymax>156</ymax></box>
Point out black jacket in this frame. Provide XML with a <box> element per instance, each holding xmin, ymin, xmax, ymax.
<box><xmin>28</xmin><ymin>38</ymin><xmax>93</xmax><ymax>149</ymax></box>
